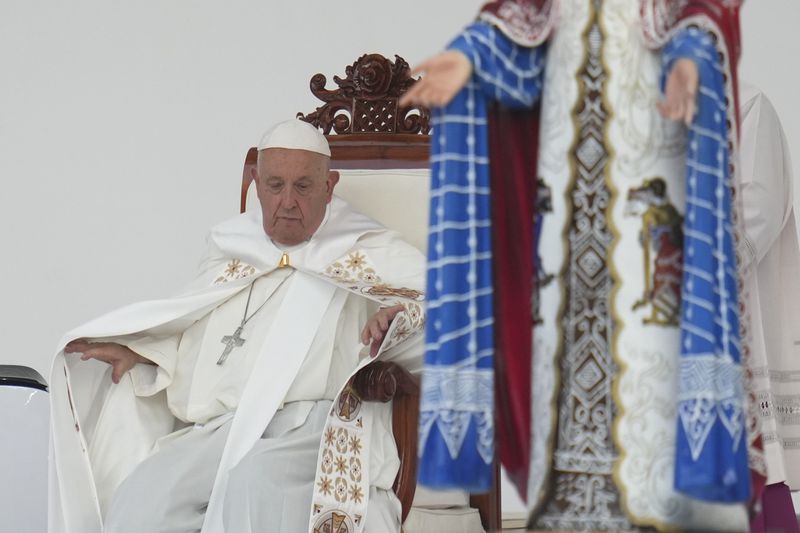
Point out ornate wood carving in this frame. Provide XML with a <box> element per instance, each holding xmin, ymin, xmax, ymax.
<box><xmin>297</xmin><ymin>54</ymin><xmax>431</xmax><ymax>136</ymax></box>
<box><xmin>351</xmin><ymin>361</ymin><xmax>418</xmax><ymax>402</ymax></box>
<box><xmin>350</xmin><ymin>361</ymin><xmax>420</xmax><ymax>523</ymax></box>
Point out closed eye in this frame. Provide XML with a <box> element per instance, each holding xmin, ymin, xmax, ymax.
<box><xmin>264</xmin><ymin>179</ymin><xmax>284</xmax><ymax>193</ymax></box>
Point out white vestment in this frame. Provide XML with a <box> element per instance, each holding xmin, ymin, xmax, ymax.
<box><xmin>122</xmin><ymin>267</ymin><xmax>366</xmax><ymax>426</ymax></box>
<box><xmin>739</xmin><ymin>84</ymin><xmax>800</xmax><ymax>490</ymax></box>
<box><xmin>48</xmin><ymin>196</ymin><xmax>426</xmax><ymax>533</ymax></box>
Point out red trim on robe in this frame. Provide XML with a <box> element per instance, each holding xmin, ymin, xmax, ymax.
<box><xmin>488</xmin><ymin>103</ymin><xmax>540</xmax><ymax>499</ymax></box>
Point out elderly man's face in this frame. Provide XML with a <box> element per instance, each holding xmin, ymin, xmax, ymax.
<box><xmin>255</xmin><ymin>148</ymin><xmax>339</xmax><ymax>246</ymax></box>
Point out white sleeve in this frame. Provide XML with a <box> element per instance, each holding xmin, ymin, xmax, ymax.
<box><xmin>739</xmin><ymin>88</ymin><xmax>794</xmax><ymax>268</ymax></box>
<box><xmin>121</xmin><ymin>334</ymin><xmax>180</xmax><ymax>397</ymax></box>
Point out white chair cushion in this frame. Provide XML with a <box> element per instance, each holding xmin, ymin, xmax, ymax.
<box><xmin>402</xmin><ymin>507</ymin><xmax>485</xmax><ymax>533</ymax></box>
<box><xmin>410</xmin><ymin>485</ymin><xmax>470</xmax><ymax>509</ymax></box>
<box><xmin>333</xmin><ymin>168</ymin><xmax>430</xmax><ymax>254</ymax></box>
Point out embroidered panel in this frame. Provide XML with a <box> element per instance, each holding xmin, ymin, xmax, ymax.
<box><xmin>309</xmin><ymin>390</ymin><xmax>371</xmax><ymax>533</ymax></box>
<box><xmin>320</xmin><ymin>249</ymin><xmax>426</xmax><ymax>351</ymax></box>
<box><xmin>312</xmin><ymin>510</ymin><xmax>356</xmax><ymax>533</ymax></box>
<box><xmin>530</xmin><ymin>0</ymin><xmax>632</xmax><ymax>530</ymax></box>
<box><xmin>323</xmin><ymin>251</ymin><xmax>384</xmax><ymax>286</ymax></box>
<box><xmin>213</xmin><ymin>259</ymin><xmax>256</xmax><ymax>285</ymax></box>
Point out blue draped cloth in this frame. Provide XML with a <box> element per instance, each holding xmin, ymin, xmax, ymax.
<box><xmin>417</xmin><ymin>22</ymin><xmax>545</xmax><ymax>491</ymax></box>
<box><xmin>665</xmin><ymin>28</ymin><xmax>750</xmax><ymax>503</ymax></box>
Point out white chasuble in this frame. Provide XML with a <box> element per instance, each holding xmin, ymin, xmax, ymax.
<box><xmin>48</xmin><ymin>197</ymin><xmax>426</xmax><ymax>533</ymax></box>
<box><xmin>202</xmin><ymin>271</ymin><xmax>339</xmax><ymax>533</ymax></box>
<box><xmin>124</xmin><ymin>268</ymin><xmax>364</xmax><ymax>426</ymax></box>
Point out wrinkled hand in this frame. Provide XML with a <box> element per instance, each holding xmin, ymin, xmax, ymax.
<box><xmin>399</xmin><ymin>51</ymin><xmax>473</xmax><ymax>109</ymax></box>
<box><xmin>360</xmin><ymin>304</ymin><xmax>405</xmax><ymax>358</ymax></box>
<box><xmin>657</xmin><ymin>58</ymin><xmax>700</xmax><ymax>126</ymax></box>
<box><xmin>65</xmin><ymin>339</ymin><xmax>150</xmax><ymax>384</ymax></box>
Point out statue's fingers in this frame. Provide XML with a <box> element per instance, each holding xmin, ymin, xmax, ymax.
<box><xmin>399</xmin><ymin>81</ymin><xmax>427</xmax><ymax>107</ymax></box>
<box><xmin>425</xmin><ymin>89</ymin><xmax>443</xmax><ymax>107</ymax></box>
<box><xmin>656</xmin><ymin>99</ymin><xmax>670</xmax><ymax>119</ymax></box>
<box><xmin>684</xmin><ymin>97</ymin><xmax>697</xmax><ymax>126</ymax></box>
<box><xmin>414</xmin><ymin>85</ymin><xmax>438</xmax><ymax>108</ymax></box>
<box><xmin>670</xmin><ymin>99</ymin><xmax>685</xmax><ymax>122</ymax></box>
<box><xmin>431</xmin><ymin>88</ymin><xmax>457</xmax><ymax>108</ymax></box>
<box><xmin>408</xmin><ymin>56</ymin><xmax>438</xmax><ymax>78</ymax></box>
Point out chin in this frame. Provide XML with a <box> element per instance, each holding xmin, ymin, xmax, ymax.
<box><xmin>269</xmin><ymin>232</ymin><xmax>306</xmax><ymax>247</ymax></box>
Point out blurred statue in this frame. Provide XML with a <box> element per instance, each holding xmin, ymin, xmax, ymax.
<box><xmin>402</xmin><ymin>1</ymin><xmax>782</xmax><ymax>530</ymax></box>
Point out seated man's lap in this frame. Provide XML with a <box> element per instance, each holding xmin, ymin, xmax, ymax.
<box><xmin>225</xmin><ymin>401</ymin><xmax>401</xmax><ymax>533</ymax></box>
<box><xmin>223</xmin><ymin>401</ymin><xmax>331</xmax><ymax>532</ymax></box>
<box><xmin>103</xmin><ymin>419</ymin><xmax>232</xmax><ymax>533</ymax></box>
<box><xmin>104</xmin><ymin>401</ymin><xmax>329</xmax><ymax>533</ymax></box>
<box><xmin>103</xmin><ymin>401</ymin><xmax>398</xmax><ymax>533</ymax></box>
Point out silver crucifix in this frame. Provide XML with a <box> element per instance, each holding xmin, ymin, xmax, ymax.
<box><xmin>217</xmin><ymin>326</ymin><xmax>246</xmax><ymax>365</ymax></box>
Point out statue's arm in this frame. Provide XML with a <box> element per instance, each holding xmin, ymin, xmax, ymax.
<box><xmin>401</xmin><ymin>21</ymin><xmax>546</xmax><ymax>110</ymax></box>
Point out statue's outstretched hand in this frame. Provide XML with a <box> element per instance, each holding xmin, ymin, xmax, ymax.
<box><xmin>399</xmin><ymin>51</ymin><xmax>473</xmax><ymax>108</ymax></box>
<box><xmin>65</xmin><ymin>339</ymin><xmax>151</xmax><ymax>384</ymax></box>
<box><xmin>361</xmin><ymin>304</ymin><xmax>405</xmax><ymax>358</ymax></box>
<box><xmin>657</xmin><ymin>58</ymin><xmax>699</xmax><ymax>126</ymax></box>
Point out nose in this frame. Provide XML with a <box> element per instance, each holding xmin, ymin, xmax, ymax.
<box><xmin>279</xmin><ymin>186</ymin><xmax>299</xmax><ymax>209</ymax></box>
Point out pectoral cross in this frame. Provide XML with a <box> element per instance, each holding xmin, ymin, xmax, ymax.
<box><xmin>217</xmin><ymin>326</ymin><xmax>246</xmax><ymax>365</ymax></box>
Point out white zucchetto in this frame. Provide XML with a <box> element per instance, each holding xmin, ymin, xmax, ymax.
<box><xmin>257</xmin><ymin>119</ymin><xmax>331</xmax><ymax>157</ymax></box>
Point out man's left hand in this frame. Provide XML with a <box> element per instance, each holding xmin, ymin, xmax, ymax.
<box><xmin>361</xmin><ymin>304</ymin><xmax>405</xmax><ymax>358</ymax></box>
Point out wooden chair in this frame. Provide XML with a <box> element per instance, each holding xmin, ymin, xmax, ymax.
<box><xmin>240</xmin><ymin>53</ymin><xmax>501</xmax><ymax>531</ymax></box>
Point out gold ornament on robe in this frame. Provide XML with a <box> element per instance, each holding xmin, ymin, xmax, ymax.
<box><xmin>278</xmin><ymin>252</ymin><xmax>291</xmax><ymax>269</ymax></box>
<box><xmin>365</xmin><ymin>284</ymin><xmax>423</xmax><ymax>300</ymax></box>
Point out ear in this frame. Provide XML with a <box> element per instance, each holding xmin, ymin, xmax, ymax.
<box><xmin>326</xmin><ymin>170</ymin><xmax>340</xmax><ymax>202</ymax></box>
<box><xmin>251</xmin><ymin>166</ymin><xmax>263</xmax><ymax>201</ymax></box>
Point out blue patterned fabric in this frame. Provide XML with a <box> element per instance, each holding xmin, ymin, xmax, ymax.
<box><xmin>665</xmin><ymin>28</ymin><xmax>750</xmax><ymax>503</ymax></box>
<box><xmin>417</xmin><ymin>22</ymin><xmax>545</xmax><ymax>491</ymax></box>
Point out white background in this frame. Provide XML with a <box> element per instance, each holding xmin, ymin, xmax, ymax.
<box><xmin>1</xmin><ymin>0</ymin><xmax>797</xmax><ymax>517</ymax></box>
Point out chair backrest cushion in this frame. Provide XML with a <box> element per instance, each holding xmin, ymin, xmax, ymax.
<box><xmin>333</xmin><ymin>168</ymin><xmax>430</xmax><ymax>254</ymax></box>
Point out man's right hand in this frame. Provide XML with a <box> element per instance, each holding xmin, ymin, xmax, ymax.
<box><xmin>65</xmin><ymin>340</ymin><xmax>151</xmax><ymax>384</ymax></box>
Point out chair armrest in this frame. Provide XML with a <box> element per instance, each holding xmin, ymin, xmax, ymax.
<box><xmin>351</xmin><ymin>362</ymin><xmax>420</xmax><ymax>523</ymax></box>
<box><xmin>351</xmin><ymin>361</ymin><xmax>418</xmax><ymax>402</ymax></box>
